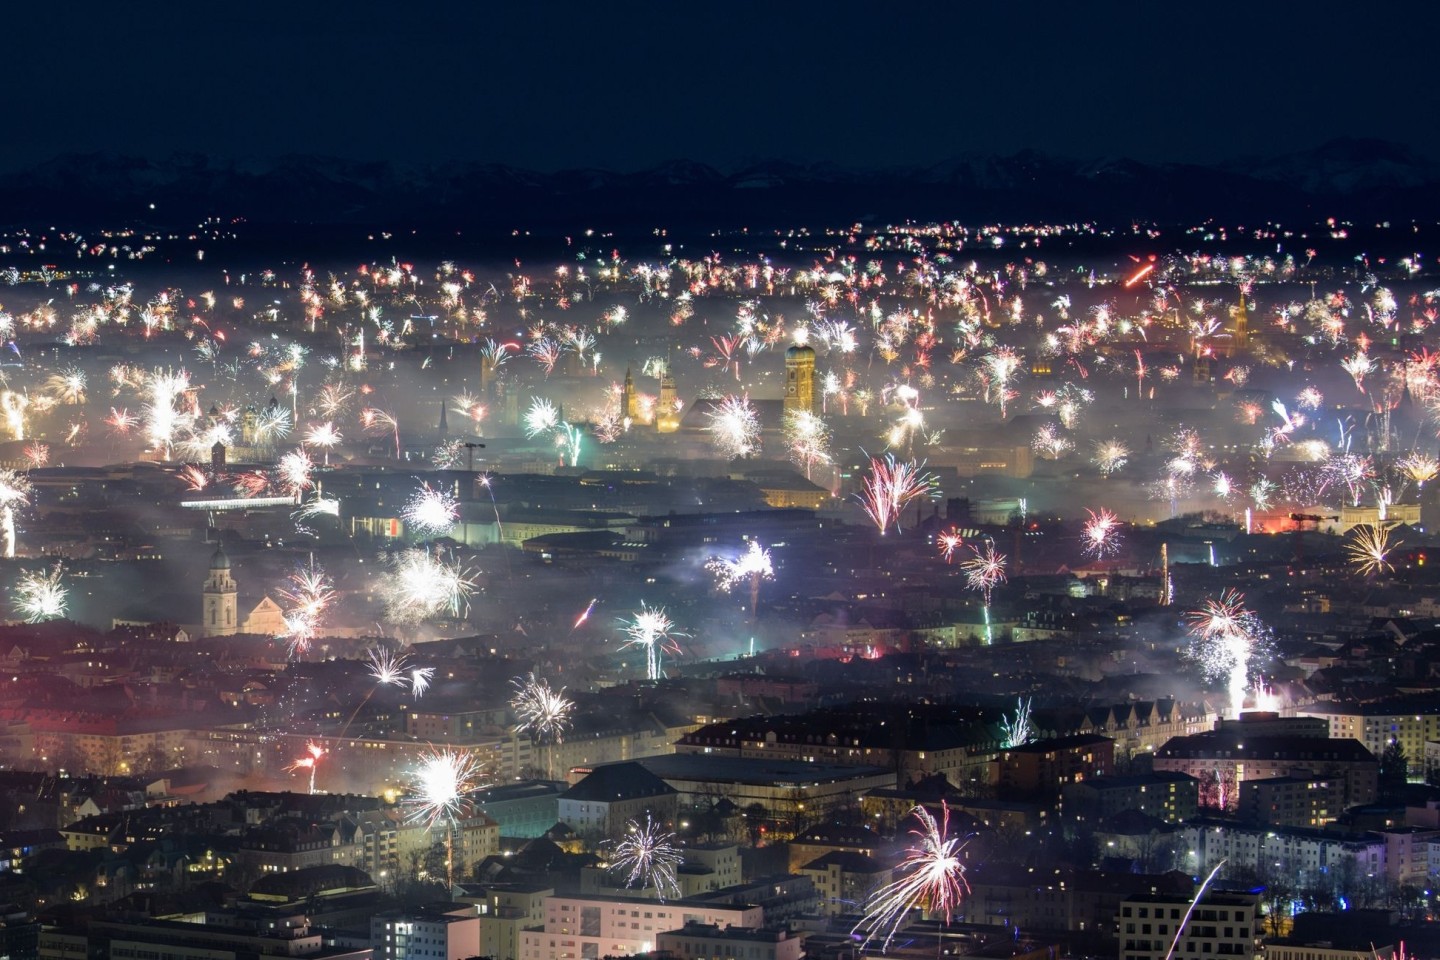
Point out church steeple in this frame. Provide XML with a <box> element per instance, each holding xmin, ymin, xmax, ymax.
<box><xmin>201</xmin><ymin>545</ymin><xmax>238</xmax><ymax>637</ymax></box>
<box><xmin>1232</xmin><ymin>286</ymin><xmax>1249</xmax><ymax>351</ymax></box>
<box><xmin>656</xmin><ymin>369</ymin><xmax>679</xmax><ymax>433</ymax></box>
<box><xmin>621</xmin><ymin>368</ymin><xmax>639</xmax><ymax>422</ymax></box>
<box><xmin>784</xmin><ymin>344</ymin><xmax>816</xmax><ymax>417</ymax></box>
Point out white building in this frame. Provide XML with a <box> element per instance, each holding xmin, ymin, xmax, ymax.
<box><xmin>1118</xmin><ymin>891</ymin><xmax>1260</xmax><ymax>960</ymax></box>
<box><xmin>1180</xmin><ymin>819</ymin><xmax>1384</xmax><ymax>887</ymax></box>
<box><xmin>371</xmin><ymin>907</ymin><xmax>479</xmax><ymax>960</ymax></box>
<box><xmin>519</xmin><ymin>893</ymin><xmax>762</xmax><ymax>960</ymax></box>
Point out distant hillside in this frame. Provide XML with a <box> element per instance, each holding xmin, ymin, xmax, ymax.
<box><xmin>2</xmin><ymin>139</ymin><xmax>1436</xmax><ymax>228</ymax></box>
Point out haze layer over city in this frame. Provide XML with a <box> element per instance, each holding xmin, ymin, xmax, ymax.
<box><xmin>4</xmin><ymin>4</ymin><xmax>1440</xmax><ymax>960</ymax></box>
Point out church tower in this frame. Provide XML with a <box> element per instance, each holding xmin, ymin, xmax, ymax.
<box><xmin>656</xmin><ymin>370</ymin><xmax>680</xmax><ymax>433</ymax></box>
<box><xmin>1232</xmin><ymin>287</ymin><xmax>1249</xmax><ymax>351</ymax></box>
<box><xmin>783</xmin><ymin>345</ymin><xmax>816</xmax><ymax>418</ymax></box>
<box><xmin>621</xmin><ymin>368</ymin><xmax>640</xmax><ymax>422</ymax></box>
<box><xmin>201</xmin><ymin>544</ymin><xmax>239</xmax><ymax>637</ymax></box>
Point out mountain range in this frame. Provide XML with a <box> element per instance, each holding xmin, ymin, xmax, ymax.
<box><xmin>2</xmin><ymin>139</ymin><xmax>1436</xmax><ymax>230</ymax></box>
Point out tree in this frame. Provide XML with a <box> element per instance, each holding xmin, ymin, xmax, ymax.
<box><xmin>1379</xmin><ymin>739</ymin><xmax>1409</xmax><ymax>801</ymax></box>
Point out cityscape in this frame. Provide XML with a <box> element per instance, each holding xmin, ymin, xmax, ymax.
<box><xmin>4</xmin><ymin>4</ymin><xmax>1440</xmax><ymax>960</ymax></box>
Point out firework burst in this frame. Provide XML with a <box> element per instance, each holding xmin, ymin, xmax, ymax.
<box><xmin>852</xmin><ymin>803</ymin><xmax>969</xmax><ymax>952</ymax></box>
<box><xmin>1346</xmin><ymin>523</ymin><xmax>1401</xmax><ymax>577</ymax></box>
<box><xmin>14</xmin><ymin>564</ymin><xmax>67</xmax><ymax>622</ymax></box>
<box><xmin>608</xmin><ymin>814</ymin><xmax>684</xmax><ymax>901</ymax></box>
<box><xmin>382</xmin><ymin>548</ymin><xmax>477</xmax><ymax>623</ymax></box>
<box><xmin>403</xmin><ymin>482</ymin><xmax>460</xmax><ymax>539</ymax></box>
<box><xmin>1187</xmin><ymin>590</ymin><xmax>1267</xmax><ymax>717</ymax></box>
<box><xmin>0</xmin><ymin>469</ymin><xmax>33</xmax><ymax>559</ymax></box>
<box><xmin>1000</xmin><ymin>697</ymin><xmax>1034</xmax><ymax>748</ymax></box>
<box><xmin>857</xmin><ymin>454</ymin><xmax>936</xmax><ymax>535</ymax></box>
<box><xmin>1081</xmin><ymin>508</ymin><xmax>1123</xmax><ymax>560</ymax></box>
<box><xmin>404</xmin><ymin>748</ymin><xmax>485</xmax><ymax>828</ymax></box>
<box><xmin>706</xmin><ymin>540</ymin><xmax>774</xmax><ymax>621</ymax></box>
<box><xmin>288</xmin><ymin>741</ymin><xmax>326</xmax><ymax>795</ymax></box>
<box><xmin>1091</xmin><ymin>439</ymin><xmax>1130</xmax><ymax>476</ymax></box>
<box><xmin>366</xmin><ymin>647</ymin><xmax>410</xmax><ymax>685</ymax></box>
<box><xmin>936</xmin><ymin>528</ymin><xmax>964</xmax><ymax>563</ymax></box>
<box><xmin>705</xmin><ymin>395</ymin><xmax>762</xmax><ymax>459</ymax></box>
<box><xmin>276</xmin><ymin>559</ymin><xmax>335</xmax><ymax>658</ymax></box>
<box><xmin>511</xmin><ymin>673</ymin><xmax>574</xmax><ymax>745</ymax></box>
<box><xmin>620</xmin><ymin>603</ymin><xmax>682</xmax><ymax>681</ymax></box>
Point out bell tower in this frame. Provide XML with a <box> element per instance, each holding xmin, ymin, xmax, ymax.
<box><xmin>621</xmin><ymin>368</ymin><xmax>640</xmax><ymax>422</ymax></box>
<box><xmin>784</xmin><ymin>345</ymin><xmax>816</xmax><ymax>417</ymax></box>
<box><xmin>656</xmin><ymin>370</ymin><xmax>680</xmax><ymax>433</ymax></box>
<box><xmin>201</xmin><ymin>544</ymin><xmax>239</xmax><ymax>637</ymax></box>
<box><xmin>1232</xmin><ymin>287</ymin><xmax>1249</xmax><ymax>351</ymax></box>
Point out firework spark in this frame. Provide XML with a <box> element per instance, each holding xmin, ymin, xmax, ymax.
<box><xmin>511</xmin><ymin>673</ymin><xmax>574</xmax><ymax>745</ymax></box>
<box><xmin>404</xmin><ymin>748</ymin><xmax>485</xmax><ymax>828</ymax></box>
<box><xmin>287</xmin><ymin>741</ymin><xmax>326</xmax><ymax>794</ymax></box>
<box><xmin>852</xmin><ymin>803</ymin><xmax>969</xmax><ymax>952</ymax></box>
<box><xmin>277</xmin><ymin>559</ymin><xmax>335</xmax><ymax>657</ymax></box>
<box><xmin>1187</xmin><ymin>590</ymin><xmax>1266</xmax><ymax>717</ymax></box>
<box><xmin>620</xmin><ymin>603</ymin><xmax>682</xmax><ymax>681</ymax></box>
<box><xmin>857</xmin><ymin>454</ymin><xmax>936</xmax><ymax>535</ymax></box>
<box><xmin>608</xmin><ymin>814</ymin><xmax>684</xmax><ymax>901</ymax></box>
<box><xmin>1081</xmin><ymin>508</ymin><xmax>1123</xmax><ymax>560</ymax></box>
<box><xmin>706</xmin><ymin>540</ymin><xmax>774</xmax><ymax>621</ymax></box>
<box><xmin>14</xmin><ymin>564</ymin><xmax>67</xmax><ymax>622</ymax></box>
<box><xmin>705</xmin><ymin>395</ymin><xmax>762</xmax><ymax>459</ymax></box>
<box><xmin>1347</xmin><ymin>523</ymin><xmax>1401</xmax><ymax>577</ymax></box>
<box><xmin>403</xmin><ymin>482</ymin><xmax>459</xmax><ymax>538</ymax></box>
<box><xmin>383</xmin><ymin>548</ymin><xmax>477</xmax><ymax>622</ymax></box>
<box><xmin>0</xmin><ymin>469</ymin><xmax>33</xmax><ymax>558</ymax></box>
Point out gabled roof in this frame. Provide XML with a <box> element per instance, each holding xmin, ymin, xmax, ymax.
<box><xmin>560</xmin><ymin>762</ymin><xmax>676</xmax><ymax>803</ymax></box>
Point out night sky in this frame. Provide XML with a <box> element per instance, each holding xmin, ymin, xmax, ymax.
<box><xmin>8</xmin><ymin>1</ymin><xmax>1439</xmax><ymax>172</ymax></box>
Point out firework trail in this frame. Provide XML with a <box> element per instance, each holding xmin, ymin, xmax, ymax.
<box><xmin>572</xmin><ymin>598</ymin><xmax>598</xmax><ymax>631</ymax></box>
<box><xmin>1000</xmin><ymin>697</ymin><xmax>1034</xmax><ymax>748</ymax></box>
<box><xmin>1162</xmin><ymin>860</ymin><xmax>1229</xmax><ymax>960</ymax></box>
<box><xmin>287</xmin><ymin>741</ymin><xmax>326</xmax><ymax>794</ymax></box>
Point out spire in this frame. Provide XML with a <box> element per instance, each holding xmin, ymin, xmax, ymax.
<box><xmin>438</xmin><ymin>400</ymin><xmax>449</xmax><ymax>436</ymax></box>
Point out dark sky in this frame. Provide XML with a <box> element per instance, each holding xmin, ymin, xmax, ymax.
<box><xmin>8</xmin><ymin>1</ymin><xmax>1439</xmax><ymax>172</ymax></box>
